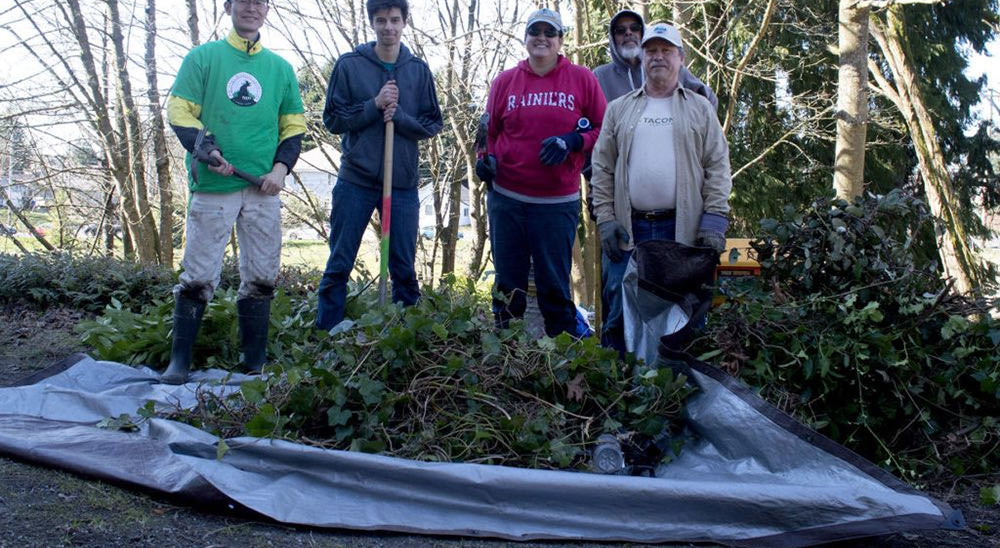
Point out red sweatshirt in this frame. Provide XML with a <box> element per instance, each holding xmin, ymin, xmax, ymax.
<box><xmin>485</xmin><ymin>56</ymin><xmax>606</xmax><ymax>198</ymax></box>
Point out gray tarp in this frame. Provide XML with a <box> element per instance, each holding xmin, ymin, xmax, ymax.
<box><xmin>0</xmin><ymin>354</ymin><xmax>962</xmax><ymax>547</ymax></box>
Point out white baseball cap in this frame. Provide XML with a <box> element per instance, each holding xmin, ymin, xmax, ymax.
<box><xmin>526</xmin><ymin>8</ymin><xmax>563</xmax><ymax>33</ymax></box>
<box><xmin>641</xmin><ymin>22</ymin><xmax>683</xmax><ymax>49</ymax></box>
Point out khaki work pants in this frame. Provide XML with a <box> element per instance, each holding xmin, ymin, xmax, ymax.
<box><xmin>174</xmin><ymin>187</ymin><xmax>282</xmax><ymax>302</ymax></box>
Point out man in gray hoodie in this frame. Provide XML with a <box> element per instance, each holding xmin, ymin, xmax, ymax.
<box><xmin>593</xmin><ymin>10</ymin><xmax>717</xmax><ymax>106</ymax></box>
<box><xmin>591</xmin><ymin>10</ymin><xmax>718</xmax><ymax>355</ymax></box>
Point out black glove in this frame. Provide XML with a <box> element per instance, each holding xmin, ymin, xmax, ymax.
<box><xmin>475</xmin><ymin>154</ymin><xmax>497</xmax><ymax>183</ymax></box>
<box><xmin>193</xmin><ymin>134</ymin><xmax>222</xmax><ymax>165</ymax></box>
<box><xmin>539</xmin><ymin>132</ymin><xmax>583</xmax><ymax>166</ymax></box>
<box><xmin>695</xmin><ymin>230</ymin><xmax>727</xmax><ymax>255</ymax></box>
<box><xmin>599</xmin><ymin>221</ymin><xmax>630</xmax><ymax>263</ymax></box>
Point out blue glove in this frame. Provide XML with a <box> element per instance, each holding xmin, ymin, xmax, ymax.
<box><xmin>475</xmin><ymin>155</ymin><xmax>497</xmax><ymax>183</ymax></box>
<box><xmin>539</xmin><ymin>132</ymin><xmax>583</xmax><ymax>166</ymax></box>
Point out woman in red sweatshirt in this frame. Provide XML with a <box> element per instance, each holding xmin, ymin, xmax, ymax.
<box><xmin>477</xmin><ymin>8</ymin><xmax>607</xmax><ymax>337</ymax></box>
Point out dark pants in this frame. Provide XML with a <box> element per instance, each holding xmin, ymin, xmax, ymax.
<box><xmin>488</xmin><ymin>191</ymin><xmax>580</xmax><ymax>337</ymax></box>
<box><xmin>601</xmin><ymin>217</ymin><xmax>677</xmax><ymax>355</ymax></box>
<box><xmin>316</xmin><ymin>180</ymin><xmax>419</xmax><ymax>330</ymax></box>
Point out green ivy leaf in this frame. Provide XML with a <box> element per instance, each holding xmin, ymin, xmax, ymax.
<box><xmin>942</xmin><ymin>316</ymin><xmax>969</xmax><ymax>340</ymax></box>
<box><xmin>327</xmin><ymin>407</ymin><xmax>352</xmax><ymax>427</ymax></box>
<box><xmin>216</xmin><ymin>438</ymin><xmax>230</xmax><ymax>460</ymax></box>
<box><xmin>241</xmin><ymin>379</ymin><xmax>268</xmax><ymax>404</ymax></box>
<box><xmin>980</xmin><ymin>484</ymin><xmax>1000</xmax><ymax>506</ymax></box>
<box><xmin>137</xmin><ymin>400</ymin><xmax>156</xmax><ymax>419</ymax></box>
<box><xmin>357</xmin><ymin>376</ymin><xmax>385</xmax><ymax>406</ymax></box>
<box><xmin>245</xmin><ymin>404</ymin><xmax>278</xmax><ymax>437</ymax></box>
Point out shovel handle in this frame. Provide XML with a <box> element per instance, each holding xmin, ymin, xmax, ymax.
<box><xmin>378</xmin><ymin>120</ymin><xmax>394</xmax><ymax>307</ymax></box>
<box><xmin>232</xmin><ymin>167</ymin><xmax>263</xmax><ymax>187</ymax></box>
<box><xmin>195</xmin><ymin>148</ymin><xmax>262</xmax><ymax>187</ymax></box>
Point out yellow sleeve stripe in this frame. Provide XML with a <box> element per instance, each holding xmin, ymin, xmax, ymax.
<box><xmin>167</xmin><ymin>95</ymin><xmax>203</xmax><ymax>129</ymax></box>
<box><xmin>279</xmin><ymin>113</ymin><xmax>307</xmax><ymax>142</ymax></box>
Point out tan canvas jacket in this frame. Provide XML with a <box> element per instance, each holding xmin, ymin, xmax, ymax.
<box><xmin>590</xmin><ymin>85</ymin><xmax>732</xmax><ymax>248</ymax></box>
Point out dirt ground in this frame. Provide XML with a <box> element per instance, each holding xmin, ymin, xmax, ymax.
<box><xmin>0</xmin><ymin>305</ymin><xmax>997</xmax><ymax>548</ymax></box>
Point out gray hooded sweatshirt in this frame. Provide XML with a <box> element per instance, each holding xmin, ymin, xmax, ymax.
<box><xmin>592</xmin><ymin>10</ymin><xmax>719</xmax><ymax>107</ymax></box>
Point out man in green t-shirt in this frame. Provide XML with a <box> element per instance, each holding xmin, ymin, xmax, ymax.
<box><xmin>162</xmin><ymin>0</ymin><xmax>306</xmax><ymax>385</ymax></box>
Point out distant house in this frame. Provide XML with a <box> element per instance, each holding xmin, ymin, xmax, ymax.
<box><xmin>286</xmin><ymin>145</ymin><xmax>340</xmax><ymax>207</ymax></box>
<box><xmin>289</xmin><ymin>145</ymin><xmax>473</xmax><ymax>233</ymax></box>
<box><xmin>418</xmin><ymin>183</ymin><xmax>472</xmax><ymax>230</ymax></box>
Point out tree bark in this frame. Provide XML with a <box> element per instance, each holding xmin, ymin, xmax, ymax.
<box><xmin>438</xmin><ymin>0</ymin><xmax>465</xmax><ymax>275</ymax></box>
<box><xmin>185</xmin><ymin>0</ymin><xmax>200</xmax><ymax>46</ymax></box>
<box><xmin>60</xmin><ymin>0</ymin><xmax>147</xmax><ymax>261</ymax></box>
<box><xmin>573</xmin><ymin>0</ymin><xmax>596</xmax><ymax>308</ymax></box>
<box><xmin>106</xmin><ymin>0</ymin><xmax>160</xmax><ymax>264</ymax></box>
<box><xmin>870</xmin><ymin>6</ymin><xmax>982</xmax><ymax>293</ymax></box>
<box><xmin>833</xmin><ymin>0</ymin><xmax>870</xmax><ymax>200</ymax></box>
<box><xmin>146</xmin><ymin>0</ymin><xmax>175</xmax><ymax>267</ymax></box>
<box><xmin>463</xmin><ymin>0</ymin><xmax>491</xmax><ymax>281</ymax></box>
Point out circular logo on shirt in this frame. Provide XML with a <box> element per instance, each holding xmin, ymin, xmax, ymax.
<box><xmin>227</xmin><ymin>73</ymin><xmax>262</xmax><ymax>106</ymax></box>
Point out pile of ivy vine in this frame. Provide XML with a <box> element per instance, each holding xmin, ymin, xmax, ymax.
<box><xmin>691</xmin><ymin>190</ymin><xmax>1000</xmax><ymax>479</ymax></box>
<box><xmin>82</xmin><ymin>276</ymin><xmax>693</xmax><ymax>471</ymax></box>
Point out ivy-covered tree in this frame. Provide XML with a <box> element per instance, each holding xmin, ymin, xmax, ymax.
<box><xmin>867</xmin><ymin>0</ymin><xmax>999</xmax><ymax>293</ymax></box>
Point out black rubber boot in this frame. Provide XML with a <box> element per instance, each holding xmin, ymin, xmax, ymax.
<box><xmin>238</xmin><ymin>298</ymin><xmax>271</xmax><ymax>374</ymax></box>
<box><xmin>160</xmin><ymin>296</ymin><xmax>206</xmax><ymax>385</ymax></box>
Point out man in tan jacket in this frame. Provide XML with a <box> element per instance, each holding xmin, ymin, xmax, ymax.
<box><xmin>590</xmin><ymin>22</ymin><xmax>732</xmax><ymax>354</ymax></box>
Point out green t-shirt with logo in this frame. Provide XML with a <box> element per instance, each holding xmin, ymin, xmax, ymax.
<box><xmin>172</xmin><ymin>36</ymin><xmax>304</xmax><ymax>193</ymax></box>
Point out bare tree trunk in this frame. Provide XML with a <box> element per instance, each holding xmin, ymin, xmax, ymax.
<box><xmin>572</xmin><ymin>0</ymin><xmax>596</xmax><ymax>308</ymax></box>
<box><xmin>146</xmin><ymin>0</ymin><xmax>175</xmax><ymax>267</ymax></box>
<box><xmin>99</xmin><ymin>181</ymin><xmax>117</xmax><ymax>256</ymax></box>
<box><xmin>833</xmin><ymin>0</ymin><xmax>869</xmax><ymax>200</ymax></box>
<box><xmin>439</xmin><ymin>0</ymin><xmax>464</xmax><ymax>275</ymax></box>
<box><xmin>60</xmin><ymin>0</ymin><xmax>145</xmax><ymax>261</ymax></box>
<box><xmin>350</xmin><ymin>0</ymin><xmax>360</xmax><ymax>47</ymax></box>
<box><xmin>186</xmin><ymin>0</ymin><xmax>200</xmax><ymax>46</ymax></box>
<box><xmin>463</xmin><ymin>0</ymin><xmax>490</xmax><ymax>281</ymax></box>
<box><xmin>870</xmin><ymin>6</ymin><xmax>982</xmax><ymax>293</ymax></box>
<box><xmin>107</xmin><ymin>0</ymin><xmax>160</xmax><ymax>264</ymax></box>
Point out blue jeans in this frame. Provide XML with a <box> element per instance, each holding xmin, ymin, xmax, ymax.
<box><xmin>488</xmin><ymin>191</ymin><xmax>580</xmax><ymax>337</ymax></box>
<box><xmin>316</xmin><ymin>180</ymin><xmax>419</xmax><ymax>330</ymax></box>
<box><xmin>601</xmin><ymin>217</ymin><xmax>676</xmax><ymax>354</ymax></box>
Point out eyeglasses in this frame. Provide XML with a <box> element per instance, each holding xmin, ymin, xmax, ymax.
<box><xmin>527</xmin><ymin>27</ymin><xmax>560</xmax><ymax>38</ymax></box>
<box><xmin>614</xmin><ymin>23</ymin><xmax>642</xmax><ymax>35</ymax></box>
<box><xmin>233</xmin><ymin>0</ymin><xmax>269</xmax><ymax>6</ymax></box>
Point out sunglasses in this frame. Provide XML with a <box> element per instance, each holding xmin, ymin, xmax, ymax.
<box><xmin>614</xmin><ymin>23</ymin><xmax>642</xmax><ymax>35</ymax></box>
<box><xmin>527</xmin><ymin>27</ymin><xmax>560</xmax><ymax>38</ymax></box>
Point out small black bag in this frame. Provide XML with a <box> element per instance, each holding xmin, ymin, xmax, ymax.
<box><xmin>632</xmin><ymin>240</ymin><xmax>719</xmax><ymax>355</ymax></box>
<box><xmin>634</xmin><ymin>239</ymin><xmax>718</xmax><ymax>301</ymax></box>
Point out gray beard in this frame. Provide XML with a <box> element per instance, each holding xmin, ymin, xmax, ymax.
<box><xmin>619</xmin><ymin>43</ymin><xmax>640</xmax><ymax>61</ymax></box>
